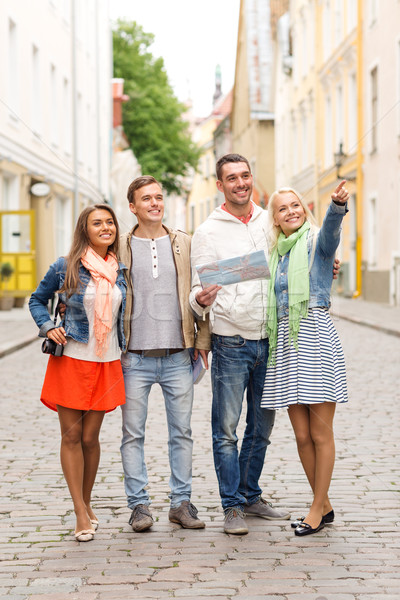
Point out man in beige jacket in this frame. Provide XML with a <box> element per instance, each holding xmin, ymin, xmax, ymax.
<box><xmin>119</xmin><ymin>176</ymin><xmax>210</xmax><ymax>533</ymax></box>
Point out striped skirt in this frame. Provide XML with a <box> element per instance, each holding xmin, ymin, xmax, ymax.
<box><xmin>261</xmin><ymin>308</ymin><xmax>348</xmax><ymax>410</ymax></box>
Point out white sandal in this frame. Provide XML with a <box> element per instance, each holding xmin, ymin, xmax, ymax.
<box><xmin>74</xmin><ymin>529</ymin><xmax>95</xmax><ymax>542</ymax></box>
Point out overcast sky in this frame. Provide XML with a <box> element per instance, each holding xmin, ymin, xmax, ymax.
<box><xmin>109</xmin><ymin>0</ymin><xmax>241</xmax><ymax>117</ymax></box>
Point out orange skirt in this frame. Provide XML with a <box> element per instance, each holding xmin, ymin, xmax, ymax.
<box><xmin>41</xmin><ymin>355</ymin><xmax>125</xmax><ymax>413</ymax></box>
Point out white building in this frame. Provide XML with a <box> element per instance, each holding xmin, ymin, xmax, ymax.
<box><xmin>0</xmin><ymin>0</ymin><xmax>112</xmax><ymax>290</ymax></box>
<box><xmin>361</xmin><ymin>0</ymin><xmax>400</xmax><ymax>304</ymax></box>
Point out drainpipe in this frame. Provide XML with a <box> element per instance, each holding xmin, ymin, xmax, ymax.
<box><xmin>71</xmin><ymin>0</ymin><xmax>79</xmax><ymax>223</ymax></box>
<box><xmin>354</xmin><ymin>0</ymin><xmax>363</xmax><ymax>297</ymax></box>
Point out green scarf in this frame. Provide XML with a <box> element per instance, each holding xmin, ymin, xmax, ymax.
<box><xmin>266</xmin><ymin>221</ymin><xmax>310</xmax><ymax>364</ymax></box>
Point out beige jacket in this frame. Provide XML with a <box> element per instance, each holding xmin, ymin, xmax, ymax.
<box><xmin>119</xmin><ymin>225</ymin><xmax>210</xmax><ymax>353</ymax></box>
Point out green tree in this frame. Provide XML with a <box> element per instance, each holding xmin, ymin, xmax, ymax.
<box><xmin>113</xmin><ymin>20</ymin><xmax>200</xmax><ymax>194</ymax></box>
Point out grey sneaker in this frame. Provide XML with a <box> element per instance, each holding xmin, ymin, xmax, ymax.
<box><xmin>244</xmin><ymin>497</ymin><xmax>290</xmax><ymax>520</ymax></box>
<box><xmin>223</xmin><ymin>507</ymin><xmax>248</xmax><ymax>535</ymax></box>
<box><xmin>129</xmin><ymin>504</ymin><xmax>154</xmax><ymax>532</ymax></box>
<box><xmin>169</xmin><ymin>501</ymin><xmax>205</xmax><ymax>529</ymax></box>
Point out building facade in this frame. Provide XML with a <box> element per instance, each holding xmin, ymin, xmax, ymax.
<box><xmin>274</xmin><ymin>0</ymin><xmax>359</xmax><ymax>298</ymax></box>
<box><xmin>361</xmin><ymin>0</ymin><xmax>400</xmax><ymax>304</ymax></box>
<box><xmin>0</xmin><ymin>0</ymin><xmax>112</xmax><ymax>303</ymax></box>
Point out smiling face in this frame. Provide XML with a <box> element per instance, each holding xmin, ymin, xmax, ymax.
<box><xmin>273</xmin><ymin>191</ymin><xmax>306</xmax><ymax>237</ymax></box>
<box><xmin>216</xmin><ymin>161</ymin><xmax>253</xmax><ymax>210</ymax></box>
<box><xmin>129</xmin><ymin>182</ymin><xmax>164</xmax><ymax>225</ymax></box>
<box><xmin>86</xmin><ymin>209</ymin><xmax>117</xmax><ymax>257</ymax></box>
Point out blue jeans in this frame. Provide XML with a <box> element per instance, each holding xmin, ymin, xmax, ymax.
<box><xmin>211</xmin><ymin>334</ymin><xmax>275</xmax><ymax>511</ymax></box>
<box><xmin>120</xmin><ymin>350</ymin><xmax>193</xmax><ymax>509</ymax></box>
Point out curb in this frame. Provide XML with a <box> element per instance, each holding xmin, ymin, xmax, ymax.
<box><xmin>330</xmin><ymin>312</ymin><xmax>400</xmax><ymax>338</ymax></box>
<box><xmin>0</xmin><ymin>336</ymin><xmax>38</xmax><ymax>359</ymax></box>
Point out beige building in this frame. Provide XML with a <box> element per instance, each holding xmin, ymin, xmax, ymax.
<box><xmin>315</xmin><ymin>0</ymin><xmax>359</xmax><ymax>297</ymax></box>
<box><xmin>0</xmin><ymin>0</ymin><xmax>111</xmax><ymax>306</ymax></box>
<box><xmin>231</xmin><ymin>0</ymin><xmax>289</xmax><ymax>206</ymax></box>
<box><xmin>274</xmin><ymin>0</ymin><xmax>359</xmax><ymax>297</ymax></box>
<box><xmin>186</xmin><ymin>91</ymin><xmax>232</xmax><ymax>233</ymax></box>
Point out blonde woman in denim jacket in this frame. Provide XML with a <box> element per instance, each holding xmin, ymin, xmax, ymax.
<box><xmin>261</xmin><ymin>181</ymin><xmax>349</xmax><ymax>537</ymax></box>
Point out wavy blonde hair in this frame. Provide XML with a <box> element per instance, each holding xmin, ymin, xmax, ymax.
<box><xmin>267</xmin><ymin>187</ymin><xmax>318</xmax><ymax>249</ymax></box>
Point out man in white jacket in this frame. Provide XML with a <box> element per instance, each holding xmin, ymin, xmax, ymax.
<box><xmin>189</xmin><ymin>153</ymin><xmax>291</xmax><ymax>534</ymax></box>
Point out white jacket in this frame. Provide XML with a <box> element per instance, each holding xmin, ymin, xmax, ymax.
<box><xmin>189</xmin><ymin>203</ymin><xmax>269</xmax><ymax>339</ymax></box>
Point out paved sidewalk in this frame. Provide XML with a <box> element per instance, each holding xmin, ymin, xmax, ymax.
<box><xmin>0</xmin><ymin>303</ymin><xmax>38</xmax><ymax>358</ymax></box>
<box><xmin>0</xmin><ymin>312</ymin><xmax>399</xmax><ymax>599</ymax></box>
<box><xmin>1</xmin><ymin>296</ymin><xmax>399</xmax><ymax>359</ymax></box>
<box><xmin>330</xmin><ymin>295</ymin><xmax>400</xmax><ymax>337</ymax></box>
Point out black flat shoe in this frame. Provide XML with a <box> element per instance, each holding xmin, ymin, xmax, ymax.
<box><xmin>294</xmin><ymin>519</ymin><xmax>325</xmax><ymax>536</ymax></box>
<box><xmin>291</xmin><ymin>509</ymin><xmax>335</xmax><ymax>528</ymax></box>
<box><xmin>323</xmin><ymin>509</ymin><xmax>334</xmax><ymax>524</ymax></box>
<box><xmin>291</xmin><ymin>516</ymin><xmax>305</xmax><ymax>528</ymax></box>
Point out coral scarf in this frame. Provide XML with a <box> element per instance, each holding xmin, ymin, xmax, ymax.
<box><xmin>80</xmin><ymin>246</ymin><xmax>119</xmax><ymax>357</ymax></box>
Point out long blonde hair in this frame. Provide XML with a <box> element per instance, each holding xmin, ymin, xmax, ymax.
<box><xmin>267</xmin><ymin>187</ymin><xmax>318</xmax><ymax>249</ymax></box>
<box><xmin>60</xmin><ymin>204</ymin><xmax>120</xmax><ymax>297</ymax></box>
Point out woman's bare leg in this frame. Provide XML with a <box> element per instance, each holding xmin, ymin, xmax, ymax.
<box><xmin>81</xmin><ymin>410</ymin><xmax>105</xmax><ymax>522</ymax></box>
<box><xmin>288</xmin><ymin>404</ymin><xmax>333</xmax><ymax>519</ymax></box>
<box><xmin>57</xmin><ymin>405</ymin><xmax>93</xmax><ymax>533</ymax></box>
<box><xmin>300</xmin><ymin>402</ymin><xmax>336</xmax><ymax>528</ymax></box>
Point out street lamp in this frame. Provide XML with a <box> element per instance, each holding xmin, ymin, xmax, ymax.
<box><xmin>334</xmin><ymin>142</ymin><xmax>356</xmax><ymax>181</ymax></box>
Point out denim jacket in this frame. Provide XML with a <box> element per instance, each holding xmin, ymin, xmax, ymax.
<box><xmin>29</xmin><ymin>256</ymin><xmax>128</xmax><ymax>352</ymax></box>
<box><xmin>275</xmin><ymin>201</ymin><xmax>348</xmax><ymax>320</ymax></box>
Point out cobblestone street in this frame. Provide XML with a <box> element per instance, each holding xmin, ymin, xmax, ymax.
<box><xmin>0</xmin><ymin>317</ymin><xmax>399</xmax><ymax>600</ymax></box>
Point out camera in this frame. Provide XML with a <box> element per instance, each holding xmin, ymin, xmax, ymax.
<box><xmin>41</xmin><ymin>338</ymin><xmax>64</xmax><ymax>357</ymax></box>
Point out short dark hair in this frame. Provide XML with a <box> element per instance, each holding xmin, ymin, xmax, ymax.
<box><xmin>127</xmin><ymin>176</ymin><xmax>162</xmax><ymax>204</ymax></box>
<box><xmin>216</xmin><ymin>154</ymin><xmax>251</xmax><ymax>180</ymax></box>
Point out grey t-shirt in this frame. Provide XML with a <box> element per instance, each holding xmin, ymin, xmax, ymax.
<box><xmin>128</xmin><ymin>234</ymin><xmax>183</xmax><ymax>350</ymax></box>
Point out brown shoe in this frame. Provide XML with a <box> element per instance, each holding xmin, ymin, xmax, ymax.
<box><xmin>129</xmin><ymin>504</ymin><xmax>153</xmax><ymax>532</ymax></box>
<box><xmin>168</xmin><ymin>501</ymin><xmax>205</xmax><ymax>529</ymax></box>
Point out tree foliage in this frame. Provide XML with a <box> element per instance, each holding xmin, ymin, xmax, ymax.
<box><xmin>113</xmin><ymin>20</ymin><xmax>200</xmax><ymax>194</ymax></box>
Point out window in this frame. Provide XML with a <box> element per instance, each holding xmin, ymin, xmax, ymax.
<box><xmin>309</xmin><ymin>93</ymin><xmax>315</xmax><ymax>160</ymax></box>
<box><xmin>309</xmin><ymin>4</ymin><xmax>315</xmax><ymax>67</ymax></box>
<box><xmin>77</xmin><ymin>92</ymin><xmax>83</xmax><ymax>163</ymax></box>
<box><xmin>200</xmin><ymin>202</ymin><xmax>204</xmax><ymax>224</ymax></box>
<box><xmin>347</xmin><ymin>0</ymin><xmax>357</xmax><ymax>32</ymax></box>
<box><xmin>369</xmin><ymin>0</ymin><xmax>378</xmax><ymax>25</ymax></box>
<box><xmin>8</xmin><ymin>19</ymin><xmax>18</xmax><ymax>113</ymax></box>
<box><xmin>190</xmin><ymin>205</ymin><xmax>195</xmax><ymax>232</ymax></box>
<box><xmin>398</xmin><ymin>41</ymin><xmax>400</xmax><ymax>136</ymax></box>
<box><xmin>204</xmin><ymin>155</ymin><xmax>210</xmax><ymax>179</ymax></box>
<box><xmin>348</xmin><ymin>73</ymin><xmax>357</xmax><ymax>151</ymax></box>
<box><xmin>50</xmin><ymin>64</ymin><xmax>58</xmax><ymax>146</ymax></box>
<box><xmin>368</xmin><ymin>197</ymin><xmax>377</xmax><ymax>267</ymax></box>
<box><xmin>334</xmin><ymin>0</ymin><xmax>343</xmax><ymax>44</ymax></box>
<box><xmin>2</xmin><ymin>174</ymin><xmax>19</xmax><ymax>210</ymax></box>
<box><xmin>335</xmin><ymin>85</ymin><xmax>344</xmax><ymax>149</ymax></box>
<box><xmin>323</xmin><ymin>1</ymin><xmax>331</xmax><ymax>61</ymax></box>
<box><xmin>370</xmin><ymin>66</ymin><xmax>378</xmax><ymax>152</ymax></box>
<box><xmin>32</xmin><ymin>45</ymin><xmax>41</xmax><ymax>133</ymax></box>
<box><xmin>301</xmin><ymin>110</ymin><xmax>308</xmax><ymax>170</ymax></box>
<box><xmin>301</xmin><ymin>14</ymin><xmax>308</xmax><ymax>77</ymax></box>
<box><xmin>62</xmin><ymin>78</ymin><xmax>71</xmax><ymax>154</ymax></box>
<box><xmin>324</xmin><ymin>95</ymin><xmax>332</xmax><ymax>167</ymax></box>
<box><xmin>292</xmin><ymin>116</ymin><xmax>298</xmax><ymax>173</ymax></box>
<box><xmin>55</xmin><ymin>196</ymin><xmax>72</xmax><ymax>257</ymax></box>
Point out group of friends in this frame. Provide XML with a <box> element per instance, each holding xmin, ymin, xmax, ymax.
<box><xmin>29</xmin><ymin>153</ymin><xmax>349</xmax><ymax>543</ymax></box>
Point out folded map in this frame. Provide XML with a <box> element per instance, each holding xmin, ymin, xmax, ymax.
<box><xmin>196</xmin><ymin>249</ymin><xmax>270</xmax><ymax>288</ymax></box>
